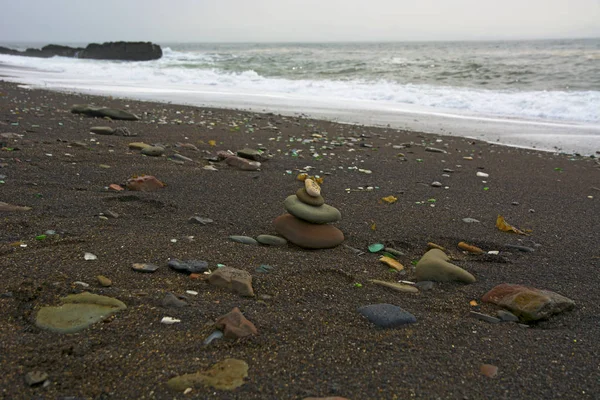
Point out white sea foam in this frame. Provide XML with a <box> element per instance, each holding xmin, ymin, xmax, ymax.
<box><xmin>1</xmin><ymin>51</ymin><xmax>598</xmax><ymax>124</ymax></box>
<box><xmin>1</xmin><ymin>50</ymin><xmax>599</xmax><ymax>154</ymax></box>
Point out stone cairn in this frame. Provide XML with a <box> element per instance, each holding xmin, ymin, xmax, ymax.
<box><xmin>273</xmin><ymin>178</ymin><xmax>344</xmax><ymax>249</ymax></box>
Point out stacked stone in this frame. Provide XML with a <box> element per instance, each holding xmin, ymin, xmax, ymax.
<box><xmin>273</xmin><ymin>178</ymin><xmax>344</xmax><ymax>249</ymax></box>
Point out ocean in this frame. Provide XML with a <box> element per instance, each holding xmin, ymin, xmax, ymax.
<box><xmin>1</xmin><ymin>39</ymin><xmax>599</xmax><ymax>154</ymax></box>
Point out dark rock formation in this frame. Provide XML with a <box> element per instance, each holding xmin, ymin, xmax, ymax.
<box><xmin>0</xmin><ymin>41</ymin><xmax>162</xmax><ymax>61</ymax></box>
<box><xmin>79</xmin><ymin>42</ymin><xmax>162</xmax><ymax>61</ymax></box>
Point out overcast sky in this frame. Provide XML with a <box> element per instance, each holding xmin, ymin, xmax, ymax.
<box><xmin>1</xmin><ymin>0</ymin><xmax>599</xmax><ymax>43</ymax></box>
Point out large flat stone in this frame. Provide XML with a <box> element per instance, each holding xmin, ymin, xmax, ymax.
<box><xmin>36</xmin><ymin>292</ymin><xmax>126</xmax><ymax>334</ymax></box>
<box><xmin>482</xmin><ymin>283</ymin><xmax>575</xmax><ymax>322</ymax></box>
<box><xmin>274</xmin><ymin>214</ymin><xmax>344</xmax><ymax>249</ymax></box>
<box><xmin>167</xmin><ymin>359</ymin><xmax>248</xmax><ymax>391</ymax></box>
<box><xmin>283</xmin><ymin>195</ymin><xmax>341</xmax><ymax>224</ymax></box>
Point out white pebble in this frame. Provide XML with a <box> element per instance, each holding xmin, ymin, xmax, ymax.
<box><xmin>476</xmin><ymin>172</ymin><xmax>489</xmax><ymax>178</ymax></box>
<box><xmin>488</xmin><ymin>250</ymin><xmax>500</xmax><ymax>255</ymax></box>
<box><xmin>185</xmin><ymin>290</ymin><xmax>198</xmax><ymax>295</ymax></box>
<box><xmin>73</xmin><ymin>281</ymin><xmax>89</xmax><ymax>287</ymax></box>
<box><xmin>161</xmin><ymin>317</ymin><xmax>181</xmax><ymax>324</ymax></box>
<box><xmin>84</xmin><ymin>252</ymin><xmax>97</xmax><ymax>260</ymax></box>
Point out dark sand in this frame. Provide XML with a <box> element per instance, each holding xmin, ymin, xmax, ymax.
<box><xmin>0</xmin><ymin>80</ymin><xmax>599</xmax><ymax>399</ymax></box>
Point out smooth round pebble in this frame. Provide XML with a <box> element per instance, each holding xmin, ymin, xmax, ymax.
<box><xmin>229</xmin><ymin>235</ymin><xmax>259</xmax><ymax>245</ymax></box>
<box><xmin>132</xmin><ymin>263</ymin><xmax>160</xmax><ymax>273</ymax></box>
<box><xmin>256</xmin><ymin>234</ymin><xmax>288</xmax><ymax>246</ymax></box>
<box><xmin>168</xmin><ymin>259</ymin><xmax>209</xmax><ymax>273</ymax></box>
<box><xmin>358</xmin><ymin>304</ymin><xmax>417</xmax><ymax>328</ymax></box>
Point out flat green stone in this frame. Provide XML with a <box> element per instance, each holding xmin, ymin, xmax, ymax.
<box><xmin>35</xmin><ymin>292</ymin><xmax>126</xmax><ymax>334</ymax></box>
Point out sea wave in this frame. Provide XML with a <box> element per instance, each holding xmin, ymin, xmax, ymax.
<box><xmin>1</xmin><ymin>51</ymin><xmax>599</xmax><ymax>123</ymax></box>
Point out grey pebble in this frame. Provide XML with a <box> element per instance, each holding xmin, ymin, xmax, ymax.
<box><xmin>25</xmin><ymin>371</ymin><xmax>48</xmax><ymax>386</ymax></box>
<box><xmin>161</xmin><ymin>293</ymin><xmax>189</xmax><ymax>308</ymax></box>
<box><xmin>256</xmin><ymin>234</ymin><xmax>287</xmax><ymax>246</ymax></box>
<box><xmin>470</xmin><ymin>311</ymin><xmax>501</xmax><ymax>324</ymax></box>
<box><xmin>188</xmin><ymin>216</ymin><xmax>213</xmax><ymax>225</ymax></box>
<box><xmin>497</xmin><ymin>310</ymin><xmax>519</xmax><ymax>322</ymax></box>
<box><xmin>358</xmin><ymin>304</ymin><xmax>417</xmax><ymax>328</ymax></box>
<box><xmin>229</xmin><ymin>235</ymin><xmax>258</xmax><ymax>245</ymax></box>
<box><xmin>141</xmin><ymin>146</ymin><xmax>164</xmax><ymax>157</ymax></box>
<box><xmin>168</xmin><ymin>259</ymin><xmax>209</xmax><ymax>273</ymax></box>
<box><xmin>462</xmin><ymin>218</ymin><xmax>480</xmax><ymax>223</ymax></box>
<box><xmin>170</xmin><ymin>154</ymin><xmax>193</xmax><ymax>162</ymax></box>
<box><xmin>505</xmin><ymin>244</ymin><xmax>535</xmax><ymax>252</ymax></box>
<box><xmin>415</xmin><ymin>281</ymin><xmax>435</xmax><ymax>291</ymax></box>
<box><xmin>431</xmin><ymin>181</ymin><xmax>442</xmax><ymax>187</ymax></box>
<box><xmin>425</xmin><ymin>147</ymin><xmax>447</xmax><ymax>153</ymax></box>
<box><xmin>383</xmin><ymin>247</ymin><xmax>405</xmax><ymax>257</ymax></box>
<box><xmin>102</xmin><ymin>210</ymin><xmax>119</xmax><ymax>219</ymax></box>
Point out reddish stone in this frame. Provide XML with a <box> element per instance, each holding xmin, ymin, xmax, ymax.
<box><xmin>274</xmin><ymin>213</ymin><xmax>344</xmax><ymax>249</ymax></box>
<box><xmin>482</xmin><ymin>283</ymin><xmax>575</xmax><ymax>322</ymax></box>
<box><xmin>108</xmin><ymin>183</ymin><xmax>124</xmax><ymax>191</ymax></box>
<box><xmin>480</xmin><ymin>364</ymin><xmax>498</xmax><ymax>378</ymax></box>
<box><xmin>215</xmin><ymin>307</ymin><xmax>257</xmax><ymax>339</ymax></box>
<box><xmin>125</xmin><ymin>175</ymin><xmax>165</xmax><ymax>191</ymax></box>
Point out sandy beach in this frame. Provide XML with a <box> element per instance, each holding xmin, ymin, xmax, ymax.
<box><xmin>1</xmin><ymin>80</ymin><xmax>599</xmax><ymax>399</ymax></box>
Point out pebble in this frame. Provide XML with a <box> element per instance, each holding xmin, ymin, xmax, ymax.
<box><xmin>470</xmin><ymin>311</ymin><xmax>501</xmax><ymax>324</ymax></box>
<box><xmin>168</xmin><ymin>259</ymin><xmax>209</xmax><ymax>274</ymax></box>
<box><xmin>358</xmin><ymin>304</ymin><xmax>417</xmax><ymax>328</ymax></box>
<box><xmin>304</xmin><ymin>178</ymin><xmax>321</xmax><ymax>197</ymax></box>
<box><xmin>296</xmin><ymin>188</ymin><xmax>325</xmax><ymax>206</ymax></box>
<box><xmin>443</xmin><ymin>168</ymin><xmax>454</xmax><ymax>173</ymax></box>
<box><xmin>185</xmin><ymin>290</ymin><xmax>198</xmax><ymax>296</ymax></box>
<box><xmin>25</xmin><ymin>371</ymin><xmax>48</xmax><ymax>386</ymax></box>
<box><xmin>96</xmin><ymin>275</ymin><xmax>112</xmax><ymax>287</ymax></box>
<box><xmin>188</xmin><ymin>216</ymin><xmax>213</xmax><ymax>225</ymax></box>
<box><xmin>229</xmin><ymin>235</ymin><xmax>259</xmax><ymax>245</ymax></box>
<box><xmin>274</xmin><ymin>213</ymin><xmax>344</xmax><ymax>249</ymax></box>
<box><xmin>90</xmin><ymin>126</ymin><xmax>114</xmax><ymax>135</ymax></box>
<box><xmin>483</xmin><ymin>283</ymin><xmax>575</xmax><ymax>322</ymax></box>
<box><xmin>480</xmin><ymin>364</ymin><xmax>498</xmax><ymax>378</ymax></box>
<box><xmin>126</xmin><ymin>175</ymin><xmax>165</xmax><ymax>191</ymax></box>
<box><xmin>141</xmin><ymin>146</ymin><xmax>165</xmax><ymax>157</ymax></box>
<box><xmin>369</xmin><ymin>279</ymin><xmax>418</xmax><ymax>293</ymax></box>
<box><xmin>415</xmin><ymin>281</ymin><xmax>435</xmax><ymax>291</ymax></box>
<box><xmin>203</xmin><ymin>330</ymin><xmax>224</xmax><ymax>345</ymax></box>
<box><xmin>170</xmin><ymin>153</ymin><xmax>193</xmax><ymax>162</ymax></box>
<box><xmin>215</xmin><ymin>307</ymin><xmax>258</xmax><ymax>338</ymax></box>
<box><xmin>256</xmin><ymin>234</ymin><xmax>288</xmax><ymax>246</ymax></box>
<box><xmin>208</xmin><ymin>267</ymin><xmax>254</xmax><ymax>297</ymax></box>
<box><xmin>462</xmin><ymin>218</ymin><xmax>480</xmax><ymax>223</ymax></box>
<box><xmin>284</xmin><ymin>195</ymin><xmax>341</xmax><ymax>224</ymax></box>
<box><xmin>431</xmin><ymin>181</ymin><xmax>442</xmax><ymax>187</ymax></box>
<box><xmin>505</xmin><ymin>244</ymin><xmax>535</xmax><ymax>252</ymax></box>
<box><xmin>383</xmin><ymin>247</ymin><xmax>405</xmax><ymax>256</ymax></box>
<box><xmin>132</xmin><ymin>263</ymin><xmax>159</xmax><ymax>273</ymax></box>
<box><xmin>73</xmin><ymin>281</ymin><xmax>89</xmax><ymax>287</ymax></box>
<box><xmin>425</xmin><ymin>147</ymin><xmax>446</xmax><ymax>153</ymax></box>
<box><xmin>128</xmin><ymin>142</ymin><xmax>150</xmax><ymax>150</ymax></box>
<box><xmin>84</xmin><ymin>252</ymin><xmax>97</xmax><ymax>261</ymax></box>
<box><xmin>161</xmin><ymin>293</ymin><xmax>189</xmax><ymax>308</ymax></box>
<box><xmin>102</xmin><ymin>210</ymin><xmax>119</xmax><ymax>218</ymax></box>
<box><xmin>476</xmin><ymin>172</ymin><xmax>489</xmax><ymax>178</ymax></box>
<box><xmin>497</xmin><ymin>310</ymin><xmax>519</xmax><ymax>322</ymax></box>
<box><xmin>160</xmin><ymin>317</ymin><xmax>181</xmax><ymax>324</ymax></box>
<box><xmin>416</xmin><ymin>249</ymin><xmax>476</xmax><ymax>283</ymax></box>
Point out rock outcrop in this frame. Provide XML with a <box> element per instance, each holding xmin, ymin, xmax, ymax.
<box><xmin>0</xmin><ymin>41</ymin><xmax>162</xmax><ymax>61</ymax></box>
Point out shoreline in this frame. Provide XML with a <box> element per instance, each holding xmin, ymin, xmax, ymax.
<box><xmin>2</xmin><ymin>61</ymin><xmax>599</xmax><ymax>156</ymax></box>
<box><xmin>1</xmin><ymin>80</ymin><xmax>599</xmax><ymax>399</ymax></box>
